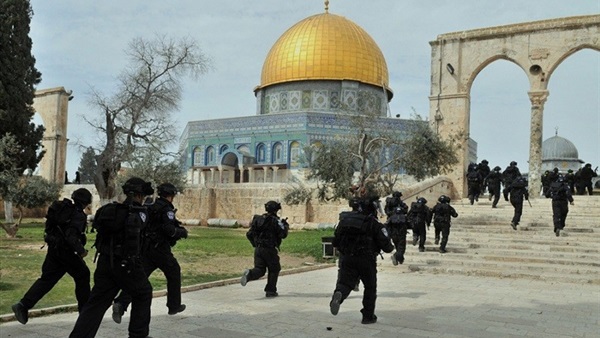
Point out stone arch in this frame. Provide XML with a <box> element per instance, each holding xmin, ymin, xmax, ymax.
<box><xmin>429</xmin><ymin>15</ymin><xmax>600</xmax><ymax>197</ymax></box>
<box><xmin>32</xmin><ymin>87</ymin><xmax>71</xmax><ymax>184</ymax></box>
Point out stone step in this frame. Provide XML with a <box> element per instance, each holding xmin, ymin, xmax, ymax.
<box><xmin>462</xmin><ymin>241</ymin><xmax>600</xmax><ymax>254</ymax></box>
<box><xmin>403</xmin><ymin>255</ymin><xmax>600</xmax><ymax>274</ymax></box>
<box><xmin>403</xmin><ymin>265</ymin><xmax>600</xmax><ymax>285</ymax></box>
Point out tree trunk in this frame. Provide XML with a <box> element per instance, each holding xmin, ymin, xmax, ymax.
<box><xmin>1</xmin><ymin>207</ymin><xmax>21</xmax><ymax>238</ymax></box>
<box><xmin>3</xmin><ymin>200</ymin><xmax>14</xmax><ymax>223</ymax></box>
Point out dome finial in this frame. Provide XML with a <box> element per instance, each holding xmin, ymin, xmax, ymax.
<box><xmin>325</xmin><ymin>0</ymin><xmax>329</xmax><ymax>13</ymax></box>
<box><xmin>555</xmin><ymin>126</ymin><xmax>559</xmax><ymax>136</ymax></box>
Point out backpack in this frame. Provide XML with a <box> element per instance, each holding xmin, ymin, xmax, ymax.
<box><xmin>335</xmin><ymin>211</ymin><xmax>373</xmax><ymax>255</ymax></box>
<box><xmin>247</xmin><ymin>214</ymin><xmax>278</xmax><ymax>248</ymax></box>
<box><xmin>467</xmin><ymin>171</ymin><xmax>480</xmax><ymax>183</ymax></box>
<box><xmin>92</xmin><ymin>202</ymin><xmax>147</xmax><ymax>262</ymax></box>
<box><xmin>433</xmin><ymin>203</ymin><xmax>451</xmax><ymax>224</ymax></box>
<box><xmin>44</xmin><ymin>199</ymin><xmax>76</xmax><ymax>248</ymax></box>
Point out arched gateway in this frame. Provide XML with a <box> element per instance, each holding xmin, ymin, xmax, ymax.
<box><xmin>429</xmin><ymin>15</ymin><xmax>599</xmax><ymax>198</ymax></box>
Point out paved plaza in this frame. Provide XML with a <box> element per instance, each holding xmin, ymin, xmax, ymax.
<box><xmin>1</xmin><ymin>263</ymin><xmax>598</xmax><ymax>338</ymax></box>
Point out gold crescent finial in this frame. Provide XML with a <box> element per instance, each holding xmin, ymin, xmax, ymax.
<box><xmin>555</xmin><ymin>126</ymin><xmax>559</xmax><ymax>136</ymax></box>
<box><xmin>325</xmin><ymin>0</ymin><xmax>329</xmax><ymax>13</ymax></box>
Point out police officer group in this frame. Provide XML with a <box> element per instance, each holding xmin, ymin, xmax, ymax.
<box><xmin>468</xmin><ymin>160</ymin><xmax>597</xmax><ymax>235</ymax></box>
<box><xmin>11</xmin><ymin>160</ymin><xmax>596</xmax><ymax>330</ymax></box>
<box><xmin>12</xmin><ymin>177</ymin><xmax>188</xmax><ymax>338</ymax></box>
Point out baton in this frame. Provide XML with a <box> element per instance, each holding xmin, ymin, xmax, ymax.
<box><xmin>527</xmin><ymin>199</ymin><xmax>532</xmax><ymax>208</ymax></box>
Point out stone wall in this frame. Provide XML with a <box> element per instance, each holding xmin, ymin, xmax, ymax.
<box><xmin>2</xmin><ymin>178</ymin><xmax>455</xmax><ymax>227</ymax></box>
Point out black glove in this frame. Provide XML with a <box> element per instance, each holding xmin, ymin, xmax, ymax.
<box><xmin>176</xmin><ymin>227</ymin><xmax>188</xmax><ymax>239</ymax></box>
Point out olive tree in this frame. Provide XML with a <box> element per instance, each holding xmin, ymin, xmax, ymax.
<box><xmin>84</xmin><ymin>35</ymin><xmax>211</xmax><ymax>203</ymax></box>
<box><xmin>286</xmin><ymin>109</ymin><xmax>462</xmax><ymax>204</ymax></box>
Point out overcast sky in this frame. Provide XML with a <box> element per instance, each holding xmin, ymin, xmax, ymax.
<box><xmin>28</xmin><ymin>0</ymin><xmax>599</xmax><ymax>177</ymax></box>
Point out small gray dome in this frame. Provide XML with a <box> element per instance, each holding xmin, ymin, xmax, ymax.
<box><xmin>542</xmin><ymin>135</ymin><xmax>579</xmax><ymax>160</ymax></box>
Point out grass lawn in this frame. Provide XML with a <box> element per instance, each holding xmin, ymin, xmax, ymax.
<box><xmin>0</xmin><ymin>221</ymin><xmax>334</xmax><ymax>315</ymax></box>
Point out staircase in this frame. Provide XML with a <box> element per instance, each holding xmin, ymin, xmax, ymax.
<box><xmin>401</xmin><ymin>194</ymin><xmax>600</xmax><ymax>284</ymax></box>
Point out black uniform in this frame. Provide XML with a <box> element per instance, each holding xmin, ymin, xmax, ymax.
<box><xmin>243</xmin><ymin>210</ymin><xmax>289</xmax><ymax>296</ymax></box>
<box><xmin>113</xmin><ymin>197</ymin><xmax>188</xmax><ymax>314</ymax></box>
<box><xmin>70</xmin><ymin>197</ymin><xmax>152</xmax><ymax>338</ymax></box>
<box><xmin>466</xmin><ymin>170</ymin><xmax>483</xmax><ymax>205</ymax></box>
<box><xmin>477</xmin><ymin>161</ymin><xmax>491</xmax><ymax>193</ymax></box>
<box><xmin>330</xmin><ymin>209</ymin><xmax>393</xmax><ymax>323</ymax></box>
<box><xmin>504</xmin><ymin>178</ymin><xmax>529</xmax><ymax>229</ymax></box>
<box><xmin>384</xmin><ymin>195</ymin><xmax>408</xmax><ymax>219</ymax></box>
<box><xmin>546</xmin><ymin>179</ymin><xmax>574</xmax><ymax>236</ymax></box>
<box><xmin>14</xmin><ymin>198</ymin><xmax>90</xmax><ymax>323</ymax></box>
<box><xmin>580</xmin><ymin>164</ymin><xmax>598</xmax><ymax>195</ymax></box>
<box><xmin>485</xmin><ymin>169</ymin><xmax>503</xmax><ymax>208</ymax></box>
<box><xmin>565</xmin><ymin>170</ymin><xmax>576</xmax><ymax>195</ymax></box>
<box><xmin>408</xmin><ymin>199</ymin><xmax>432</xmax><ymax>252</ymax></box>
<box><xmin>431</xmin><ymin>201</ymin><xmax>458</xmax><ymax>253</ymax></box>
<box><xmin>502</xmin><ymin>163</ymin><xmax>521</xmax><ymax>195</ymax></box>
<box><xmin>541</xmin><ymin>171</ymin><xmax>551</xmax><ymax>197</ymax></box>
<box><xmin>385</xmin><ymin>206</ymin><xmax>408</xmax><ymax>265</ymax></box>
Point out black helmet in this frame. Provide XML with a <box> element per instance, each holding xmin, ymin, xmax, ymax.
<box><xmin>264</xmin><ymin>200</ymin><xmax>282</xmax><ymax>213</ymax></box>
<box><xmin>71</xmin><ymin>188</ymin><xmax>92</xmax><ymax>206</ymax></box>
<box><xmin>568</xmin><ymin>169</ymin><xmax>573</xmax><ymax>173</ymax></box>
<box><xmin>357</xmin><ymin>198</ymin><xmax>377</xmax><ymax>216</ymax></box>
<box><xmin>481</xmin><ymin>159</ymin><xmax>488</xmax><ymax>164</ymax></box>
<box><xmin>493</xmin><ymin>166</ymin><xmax>501</xmax><ymax>171</ymax></box>
<box><xmin>122</xmin><ymin>177</ymin><xmax>154</xmax><ymax>196</ymax></box>
<box><xmin>553</xmin><ymin>167</ymin><xmax>559</xmax><ymax>173</ymax></box>
<box><xmin>392</xmin><ymin>191</ymin><xmax>402</xmax><ymax>198</ymax></box>
<box><xmin>510</xmin><ymin>161</ymin><xmax>517</xmax><ymax>166</ymax></box>
<box><xmin>438</xmin><ymin>195</ymin><xmax>450</xmax><ymax>203</ymax></box>
<box><xmin>348</xmin><ymin>197</ymin><xmax>360</xmax><ymax>210</ymax></box>
<box><xmin>417</xmin><ymin>197</ymin><xmax>427</xmax><ymax>204</ymax></box>
<box><xmin>157</xmin><ymin>183</ymin><xmax>178</xmax><ymax>197</ymax></box>
<box><xmin>557</xmin><ymin>175</ymin><xmax>565</xmax><ymax>183</ymax></box>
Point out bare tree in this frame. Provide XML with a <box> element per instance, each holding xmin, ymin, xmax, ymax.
<box><xmin>84</xmin><ymin>35</ymin><xmax>210</xmax><ymax>202</ymax></box>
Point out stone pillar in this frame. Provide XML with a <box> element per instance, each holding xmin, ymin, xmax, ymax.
<box><xmin>238</xmin><ymin>165</ymin><xmax>245</xmax><ymax>183</ymax></box>
<box><xmin>200</xmin><ymin>171</ymin><xmax>206</xmax><ymax>185</ymax></box>
<box><xmin>208</xmin><ymin>168</ymin><xmax>215</xmax><ymax>184</ymax></box>
<box><xmin>248</xmin><ymin>167</ymin><xmax>255</xmax><ymax>183</ymax></box>
<box><xmin>527</xmin><ymin>90</ymin><xmax>549</xmax><ymax>199</ymax></box>
<box><xmin>263</xmin><ymin>166</ymin><xmax>269</xmax><ymax>183</ymax></box>
<box><xmin>272</xmin><ymin>166</ymin><xmax>279</xmax><ymax>182</ymax></box>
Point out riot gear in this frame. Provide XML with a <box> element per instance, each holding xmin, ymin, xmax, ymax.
<box><xmin>157</xmin><ymin>183</ymin><xmax>178</xmax><ymax>197</ymax></box>
<box><xmin>494</xmin><ymin>166</ymin><xmax>501</xmax><ymax>171</ymax></box>
<box><xmin>122</xmin><ymin>177</ymin><xmax>154</xmax><ymax>196</ymax></box>
<box><xmin>438</xmin><ymin>195</ymin><xmax>450</xmax><ymax>203</ymax></box>
<box><xmin>510</xmin><ymin>161</ymin><xmax>517</xmax><ymax>166</ymax></box>
<box><xmin>417</xmin><ymin>197</ymin><xmax>427</xmax><ymax>205</ymax></box>
<box><xmin>264</xmin><ymin>200</ymin><xmax>282</xmax><ymax>213</ymax></box>
<box><xmin>71</xmin><ymin>188</ymin><xmax>92</xmax><ymax>206</ymax></box>
<box><xmin>392</xmin><ymin>191</ymin><xmax>402</xmax><ymax>198</ymax></box>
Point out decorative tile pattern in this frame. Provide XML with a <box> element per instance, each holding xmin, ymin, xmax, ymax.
<box><xmin>313</xmin><ymin>90</ymin><xmax>328</xmax><ymax>110</ymax></box>
<box><xmin>342</xmin><ymin>89</ymin><xmax>357</xmax><ymax>111</ymax></box>
<box><xmin>330</xmin><ymin>91</ymin><xmax>340</xmax><ymax>109</ymax></box>
<box><xmin>270</xmin><ymin>93</ymin><xmax>280</xmax><ymax>113</ymax></box>
<box><xmin>289</xmin><ymin>91</ymin><xmax>301</xmax><ymax>111</ymax></box>
<box><xmin>302</xmin><ymin>91</ymin><xmax>311</xmax><ymax>109</ymax></box>
<box><xmin>280</xmin><ymin>92</ymin><xmax>288</xmax><ymax>111</ymax></box>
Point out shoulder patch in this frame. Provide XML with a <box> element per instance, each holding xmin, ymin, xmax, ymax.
<box><xmin>139</xmin><ymin>212</ymin><xmax>147</xmax><ymax>223</ymax></box>
<box><xmin>381</xmin><ymin>227</ymin><xmax>389</xmax><ymax>238</ymax></box>
<box><xmin>167</xmin><ymin>211</ymin><xmax>175</xmax><ymax>220</ymax></box>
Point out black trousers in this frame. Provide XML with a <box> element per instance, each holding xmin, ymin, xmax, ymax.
<box><xmin>488</xmin><ymin>184</ymin><xmax>501</xmax><ymax>207</ymax></box>
<box><xmin>69</xmin><ymin>254</ymin><xmax>153</xmax><ymax>338</ymax></box>
<box><xmin>115</xmin><ymin>243</ymin><xmax>182</xmax><ymax>311</ymax></box>
<box><xmin>434</xmin><ymin>224</ymin><xmax>451</xmax><ymax>250</ymax></box>
<box><xmin>412</xmin><ymin>224</ymin><xmax>427</xmax><ymax>249</ymax></box>
<box><xmin>552</xmin><ymin>200</ymin><xmax>569</xmax><ymax>231</ymax></box>
<box><xmin>247</xmin><ymin>247</ymin><xmax>281</xmax><ymax>293</ymax></box>
<box><xmin>389</xmin><ymin>227</ymin><xmax>407</xmax><ymax>261</ymax></box>
<box><xmin>333</xmin><ymin>254</ymin><xmax>377</xmax><ymax>319</ymax></box>
<box><xmin>467</xmin><ymin>183</ymin><xmax>481</xmax><ymax>204</ymax></box>
<box><xmin>511</xmin><ymin>200</ymin><xmax>523</xmax><ymax>225</ymax></box>
<box><xmin>21</xmin><ymin>247</ymin><xmax>90</xmax><ymax>312</ymax></box>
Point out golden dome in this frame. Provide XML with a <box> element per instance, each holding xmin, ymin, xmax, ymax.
<box><xmin>257</xmin><ymin>13</ymin><xmax>390</xmax><ymax>91</ymax></box>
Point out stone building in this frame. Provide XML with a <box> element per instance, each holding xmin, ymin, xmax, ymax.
<box><xmin>180</xmin><ymin>6</ymin><xmax>420</xmax><ymax>185</ymax></box>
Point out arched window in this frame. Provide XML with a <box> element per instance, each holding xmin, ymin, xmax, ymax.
<box><xmin>193</xmin><ymin>147</ymin><xmax>202</xmax><ymax>166</ymax></box>
<box><xmin>272</xmin><ymin>142</ymin><xmax>283</xmax><ymax>163</ymax></box>
<box><xmin>205</xmin><ymin>146</ymin><xmax>215</xmax><ymax>165</ymax></box>
<box><xmin>256</xmin><ymin>143</ymin><xmax>266</xmax><ymax>163</ymax></box>
<box><xmin>219</xmin><ymin>144</ymin><xmax>229</xmax><ymax>154</ymax></box>
<box><xmin>289</xmin><ymin>141</ymin><xmax>301</xmax><ymax>168</ymax></box>
<box><xmin>237</xmin><ymin>145</ymin><xmax>250</xmax><ymax>155</ymax></box>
